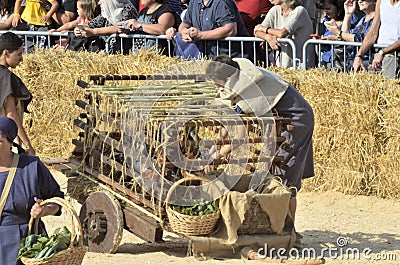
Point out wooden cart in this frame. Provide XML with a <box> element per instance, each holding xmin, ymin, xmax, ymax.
<box><xmin>49</xmin><ymin>73</ymin><xmax>291</xmax><ymax>253</ymax></box>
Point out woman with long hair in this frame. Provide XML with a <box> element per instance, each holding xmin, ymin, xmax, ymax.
<box><xmin>318</xmin><ymin>0</ymin><xmax>358</xmax><ymax>69</ymax></box>
<box><xmin>73</xmin><ymin>0</ymin><xmax>138</xmax><ymax>53</ymax></box>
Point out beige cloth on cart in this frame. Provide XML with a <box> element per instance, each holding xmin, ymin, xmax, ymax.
<box><xmin>189</xmin><ymin>175</ymin><xmax>296</xmax><ymax>259</ymax></box>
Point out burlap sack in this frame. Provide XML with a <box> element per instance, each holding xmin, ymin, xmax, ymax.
<box><xmin>189</xmin><ymin>174</ymin><xmax>296</xmax><ymax>259</ymax></box>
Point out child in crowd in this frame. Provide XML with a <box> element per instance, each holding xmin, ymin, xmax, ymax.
<box><xmin>49</xmin><ymin>0</ymin><xmax>99</xmax><ymax>49</ymax></box>
<box><xmin>50</xmin><ymin>0</ymin><xmax>99</xmax><ymax>32</ymax></box>
<box><xmin>0</xmin><ymin>32</ymin><xmax>35</xmax><ymax>155</ymax></box>
<box><xmin>12</xmin><ymin>0</ymin><xmax>59</xmax><ymax>52</ymax></box>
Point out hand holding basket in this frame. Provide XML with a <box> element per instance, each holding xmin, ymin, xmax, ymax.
<box><xmin>20</xmin><ymin>197</ymin><xmax>87</xmax><ymax>265</ymax></box>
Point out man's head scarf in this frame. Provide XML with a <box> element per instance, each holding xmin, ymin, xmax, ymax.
<box><xmin>0</xmin><ymin>115</ymin><xmax>18</xmax><ymax>142</ymax></box>
<box><xmin>0</xmin><ymin>115</ymin><xmax>25</xmax><ymax>154</ymax></box>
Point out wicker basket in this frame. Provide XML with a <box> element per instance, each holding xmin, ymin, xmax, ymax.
<box><xmin>166</xmin><ymin>176</ymin><xmax>221</xmax><ymax>236</ymax></box>
<box><xmin>21</xmin><ymin>197</ymin><xmax>87</xmax><ymax>265</ymax></box>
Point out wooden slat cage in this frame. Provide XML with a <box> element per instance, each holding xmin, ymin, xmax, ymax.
<box><xmin>69</xmin><ymin>73</ymin><xmax>291</xmax><ymax>244</ymax></box>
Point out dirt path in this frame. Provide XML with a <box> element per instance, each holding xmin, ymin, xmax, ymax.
<box><xmin>47</xmin><ymin>170</ymin><xmax>400</xmax><ymax>265</ymax></box>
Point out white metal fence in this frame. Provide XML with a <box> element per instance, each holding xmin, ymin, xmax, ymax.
<box><xmin>112</xmin><ymin>34</ymin><xmax>297</xmax><ymax>68</ymax></box>
<box><xmin>302</xmin><ymin>39</ymin><xmax>398</xmax><ymax>72</ymax></box>
<box><xmin>1</xmin><ymin>30</ymin><xmax>397</xmax><ymax>74</ymax></box>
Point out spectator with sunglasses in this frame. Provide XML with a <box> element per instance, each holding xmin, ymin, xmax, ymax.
<box><xmin>324</xmin><ymin>0</ymin><xmax>376</xmax><ymax>70</ymax></box>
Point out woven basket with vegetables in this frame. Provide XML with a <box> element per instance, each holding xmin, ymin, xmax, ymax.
<box><xmin>19</xmin><ymin>197</ymin><xmax>87</xmax><ymax>265</ymax></box>
<box><xmin>166</xmin><ymin>176</ymin><xmax>221</xmax><ymax>236</ymax></box>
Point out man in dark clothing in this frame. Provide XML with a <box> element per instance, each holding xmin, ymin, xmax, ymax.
<box><xmin>178</xmin><ymin>0</ymin><xmax>251</xmax><ymax>59</ymax></box>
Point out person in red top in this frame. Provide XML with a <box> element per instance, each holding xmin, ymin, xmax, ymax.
<box><xmin>234</xmin><ymin>0</ymin><xmax>273</xmax><ymax>36</ymax></box>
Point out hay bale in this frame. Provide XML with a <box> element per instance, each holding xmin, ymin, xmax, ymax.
<box><xmin>272</xmin><ymin>68</ymin><xmax>400</xmax><ymax>199</ymax></box>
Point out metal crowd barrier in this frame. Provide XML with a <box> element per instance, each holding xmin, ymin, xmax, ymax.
<box><xmin>221</xmin><ymin>36</ymin><xmax>297</xmax><ymax>69</ymax></box>
<box><xmin>0</xmin><ymin>30</ymin><xmax>68</xmax><ymax>53</ymax></box>
<box><xmin>0</xmin><ymin>29</ymin><xmax>301</xmax><ymax>70</ymax></box>
<box><xmin>0</xmin><ymin>30</ymin><xmax>297</xmax><ymax>68</ymax></box>
<box><xmin>302</xmin><ymin>39</ymin><xmax>399</xmax><ymax>72</ymax></box>
<box><xmin>2</xmin><ymin>29</ymin><xmax>399</xmax><ymax>73</ymax></box>
<box><xmin>107</xmin><ymin>34</ymin><xmax>298</xmax><ymax>68</ymax></box>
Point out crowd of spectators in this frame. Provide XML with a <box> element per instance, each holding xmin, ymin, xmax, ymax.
<box><xmin>69</xmin><ymin>0</ymin><xmax>138</xmax><ymax>53</ymax></box>
<box><xmin>0</xmin><ymin>0</ymin><xmax>399</xmax><ymax>77</ymax></box>
<box><xmin>318</xmin><ymin>0</ymin><xmax>356</xmax><ymax>69</ymax></box>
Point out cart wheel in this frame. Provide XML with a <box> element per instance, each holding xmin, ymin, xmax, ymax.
<box><xmin>79</xmin><ymin>191</ymin><xmax>123</xmax><ymax>253</ymax></box>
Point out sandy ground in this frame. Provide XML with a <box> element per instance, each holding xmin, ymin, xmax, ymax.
<box><xmin>45</xmin><ymin>170</ymin><xmax>400</xmax><ymax>265</ymax></box>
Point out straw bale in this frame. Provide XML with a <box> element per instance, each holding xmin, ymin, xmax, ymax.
<box><xmin>372</xmin><ymin>81</ymin><xmax>400</xmax><ymax>198</ymax></box>
<box><xmin>271</xmin><ymin>68</ymin><xmax>400</xmax><ymax>199</ymax></box>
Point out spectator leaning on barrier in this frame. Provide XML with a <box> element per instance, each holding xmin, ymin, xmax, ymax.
<box><xmin>73</xmin><ymin>0</ymin><xmax>138</xmax><ymax>53</ymax></box>
<box><xmin>120</xmin><ymin>0</ymin><xmax>176</xmax><ymax>54</ymax></box>
<box><xmin>12</xmin><ymin>0</ymin><xmax>60</xmax><ymax>31</ymax></box>
<box><xmin>177</xmin><ymin>0</ymin><xmax>251</xmax><ymax>59</ymax></box>
<box><xmin>324</xmin><ymin>0</ymin><xmax>376</xmax><ymax>70</ymax></box>
<box><xmin>233</xmin><ymin>0</ymin><xmax>272</xmax><ymax>65</ymax></box>
<box><xmin>0</xmin><ymin>0</ymin><xmax>27</xmax><ymax>30</ymax></box>
<box><xmin>51</xmin><ymin>0</ymin><xmax>99</xmax><ymax>32</ymax></box>
<box><xmin>50</xmin><ymin>0</ymin><xmax>100</xmax><ymax>50</ymax></box>
<box><xmin>317</xmin><ymin>0</ymin><xmax>358</xmax><ymax>69</ymax></box>
<box><xmin>12</xmin><ymin>0</ymin><xmax>59</xmax><ymax>52</ymax></box>
<box><xmin>254</xmin><ymin>0</ymin><xmax>316</xmax><ymax>69</ymax></box>
<box><xmin>353</xmin><ymin>0</ymin><xmax>400</xmax><ymax>79</ymax></box>
<box><xmin>37</xmin><ymin>0</ymin><xmax>78</xmax><ymax>26</ymax></box>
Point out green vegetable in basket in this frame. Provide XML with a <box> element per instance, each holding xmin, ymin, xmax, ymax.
<box><xmin>17</xmin><ymin>234</ymin><xmax>48</xmax><ymax>259</ymax></box>
<box><xmin>25</xmin><ymin>234</ymin><xmax>38</xmax><ymax>248</ymax></box>
<box><xmin>17</xmin><ymin>226</ymin><xmax>72</xmax><ymax>260</ymax></box>
<box><xmin>171</xmin><ymin>200</ymin><xmax>219</xmax><ymax>216</ymax></box>
<box><xmin>34</xmin><ymin>246</ymin><xmax>50</xmax><ymax>259</ymax></box>
<box><xmin>34</xmin><ymin>240</ymin><xmax>68</xmax><ymax>259</ymax></box>
<box><xmin>54</xmin><ymin>226</ymin><xmax>71</xmax><ymax>239</ymax></box>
